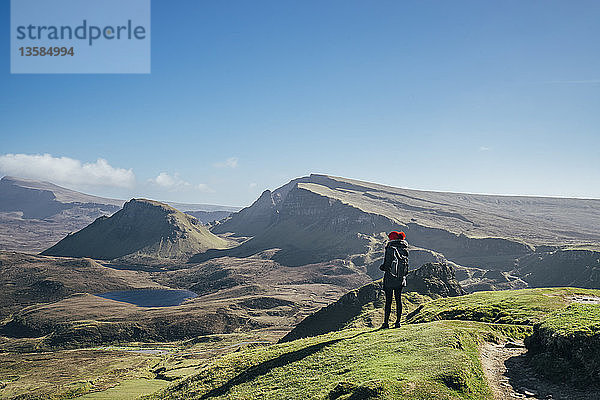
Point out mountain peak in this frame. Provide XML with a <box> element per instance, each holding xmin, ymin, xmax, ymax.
<box><xmin>124</xmin><ymin>198</ymin><xmax>178</xmax><ymax>212</ymax></box>
<box><xmin>42</xmin><ymin>199</ymin><xmax>231</xmax><ymax>261</ymax></box>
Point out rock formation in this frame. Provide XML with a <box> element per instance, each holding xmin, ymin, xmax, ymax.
<box><xmin>405</xmin><ymin>262</ymin><xmax>466</xmax><ymax>297</ymax></box>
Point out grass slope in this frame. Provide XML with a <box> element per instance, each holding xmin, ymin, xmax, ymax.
<box><xmin>149</xmin><ymin>322</ymin><xmax>521</xmax><ymax>400</ymax></box>
<box><xmin>405</xmin><ymin>287</ymin><xmax>600</xmax><ymax>325</ymax></box>
<box><xmin>149</xmin><ymin>288</ymin><xmax>600</xmax><ymax>400</ymax></box>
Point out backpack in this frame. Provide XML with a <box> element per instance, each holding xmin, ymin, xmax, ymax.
<box><xmin>390</xmin><ymin>247</ymin><xmax>409</xmax><ymax>278</ymax></box>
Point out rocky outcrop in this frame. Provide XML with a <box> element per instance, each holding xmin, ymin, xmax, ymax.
<box><xmin>42</xmin><ymin>199</ymin><xmax>230</xmax><ymax>261</ymax></box>
<box><xmin>405</xmin><ymin>262</ymin><xmax>466</xmax><ymax>297</ymax></box>
<box><xmin>212</xmin><ymin>190</ymin><xmax>277</xmax><ymax>236</ymax></box>
<box><xmin>197</xmin><ymin>184</ymin><xmax>399</xmax><ymax>266</ymax></box>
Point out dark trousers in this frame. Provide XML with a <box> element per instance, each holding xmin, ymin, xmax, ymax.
<box><xmin>383</xmin><ymin>287</ymin><xmax>402</xmax><ymax>324</ymax></box>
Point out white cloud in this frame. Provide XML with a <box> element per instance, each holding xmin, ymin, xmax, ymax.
<box><xmin>478</xmin><ymin>146</ymin><xmax>491</xmax><ymax>152</ymax></box>
<box><xmin>0</xmin><ymin>153</ymin><xmax>135</xmax><ymax>188</ymax></box>
<box><xmin>213</xmin><ymin>157</ymin><xmax>238</xmax><ymax>169</ymax></box>
<box><xmin>152</xmin><ymin>172</ymin><xmax>189</xmax><ymax>188</ymax></box>
<box><xmin>249</xmin><ymin>182</ymin><xmax>258</xmax><ymax>188</ymax></box>
<box><xmin>149</xmin><ymin>172</ymin><xmax>213</xmax><ymax>193</ymax></box>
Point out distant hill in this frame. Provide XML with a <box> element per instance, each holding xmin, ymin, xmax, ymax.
<box><xmin>168</xmin><ymin>202</ymin><xmax>240</xmax><ymax>213</ymax></box>
<box><xmin>210</xmin><ymin>174</ymin><xmax>600</xmax><ymax>262</ymax></box>
<box><xmin>185</xmin><ymin>210</ymin><xmax>233</xmax><ymax>224</ymax></box>
<box><xmin>0</xmin><ymin>176</ymin><xmax>240</xmax><ymax>253</ymax></box>
<box><xmin>0</xmin><ymin>176</ymin><xmax>124</xmax><ymax>212</ymax></box>
<box><xmin>0</xmin><ymin>176</ymin><xmax>122</xmax><ymax>252</ymax></box>
<box><xmin>42</xmin><ymin>198</ymin><xmax>231</xmax><ymax>261</ymax></box>
<box><xmin>205</xmin><ymin>174</ymin><xmax>600</xmax><ymax>289</ymax></box>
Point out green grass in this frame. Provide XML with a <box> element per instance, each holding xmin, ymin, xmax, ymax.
<box><xmin>406</xmin><ymin>287</ymin><xmax>600</xmax><ymax>325</ymax></box>
<box><xmin>0</xmin><ymin>347</ymin><xmax>165</xmax><ymax>400</ymax></box>
<box><xmin>79</xmin><ymin>379</ymin><xmax>170</xmax><ymax>400</ymax></box>
<box><xmin>7</xmin><ymin>288</ymin><xmax>598</xmax><ymax>399</ymax></box>
<box><xmin>148</xmin><ymin>320</ymin><xmax>534</xmax><ymax>400</ymax></box>
<box><xmin>525</xmin><ymin>303</ymin><xmax>600</xmax><ymax>383</ymax></box>
<box><xmin>534</xmin><ymin>303</ymin><xmax>600</xmax><ymax>336</ymax></box>
<box><xmin>146</xmin><ymin>288</ymin><xmax>600</xmax><ymax>399</ymax></box>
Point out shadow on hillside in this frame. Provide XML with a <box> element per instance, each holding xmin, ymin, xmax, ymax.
<box><xmin>198</xmin><ymin>329</ymin><xmax>377</xmax><ymax>399</ymax></box>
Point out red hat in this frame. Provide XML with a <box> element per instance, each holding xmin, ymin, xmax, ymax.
<box><xmin>388</xmin><ymin>231</ymin><xmax>406</xmax><ymax>241</ymax></box>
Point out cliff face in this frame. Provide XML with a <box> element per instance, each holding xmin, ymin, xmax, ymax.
<box><xmin>213</xmin><ymin>189</ymin><xmax>276</xmax><ymax>236</ymax></box>
<box><xmin>204</xmin><ymin>184</ymin><xmax>398</xmax><ymax>266</ymax></box>
<box><xmin>42</xmin><ymin>199</ymin><xmax>230</xmax><ymax>261</ymax></box>
<box><xmin>517</xmin><ymin>250</ymin><xmax>600</xmax><ymax>289</ymax></box>
<box><xmin>206</xmin><ymin>175</ymin><xmax>549</xmax><ymax>269</ymax></box>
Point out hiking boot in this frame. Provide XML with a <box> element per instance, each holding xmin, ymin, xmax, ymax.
<box><xmin>394</xmin><ymin>322</ymin><xmax>401</xmax><ymax>328</ymax></box>
<box><xmin>380</xmin><ymin>323</ymin><xmax>389</xmax><ymax>329</ymax></box>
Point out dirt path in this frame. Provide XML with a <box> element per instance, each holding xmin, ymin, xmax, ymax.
<box><xmin>480</xmin><ymin>341</ymin><xmax>600</xmax><ymax>400</ymax></box>
<box><xmin>480</xmin><ymin>341</ymin><xmax>532</xmax><ymax>399</ymax></box>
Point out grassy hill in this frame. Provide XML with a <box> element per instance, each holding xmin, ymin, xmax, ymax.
<box><xmin>147</xmin><ymin>287</ymin><xmax>600</xmax><ymax>400</ymax></box>
<box><xmin>149</xmin><ymin>323</ymin><xmax>501</xmax><ymax>400</ymax></box>
<box><xmin>526</xmin><ymin>302</ymin><xmax>600</xmax><ymax>384</ymax></box>
<box><xmin>4</xmin><ymin>286</ymin><xmax>599</xmax><ymax>399</ymax></box>
<box><xmin>42</xmin><ymin>199</ymin><xmax>231</xmax><ymax>261</ymax></box>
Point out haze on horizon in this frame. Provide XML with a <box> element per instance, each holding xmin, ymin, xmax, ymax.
<box><xmin>1</xmin><ymin>1</ymin><xmax>598</xmax><ymax>205</ymax></box>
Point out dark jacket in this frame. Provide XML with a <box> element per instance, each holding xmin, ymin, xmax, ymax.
<box><xmin>380</xmin><ymin>239</ymin><xmax>409</xmax><ymax>289</ymax></box>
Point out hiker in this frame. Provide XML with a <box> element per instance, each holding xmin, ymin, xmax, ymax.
<box><xmin>379</xmin><ymin>231</ymin><xmax>409</xmax><ymax>328</ymax></box>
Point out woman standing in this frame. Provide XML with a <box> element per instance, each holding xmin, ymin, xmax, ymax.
<box><xmin>379</xmin><ymin>231</ymin><xmax>409</xmax><ymax>328</ymax></box>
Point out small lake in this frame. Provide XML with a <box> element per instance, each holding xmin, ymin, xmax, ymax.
<box><xmin>96</xmin><ymin>289</ymin><xmax>197</xmax><ymax>307</ymax></box>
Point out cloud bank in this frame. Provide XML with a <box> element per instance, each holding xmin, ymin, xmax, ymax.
<box><xmin>0</xmin><ymin>153</ymin><xmax>135</xmax><ymax>188</ymax></box>
<box><xmin>149</xmin><ymin>172</ymin><xmax>213</xmax><ymax>193</ymax></box>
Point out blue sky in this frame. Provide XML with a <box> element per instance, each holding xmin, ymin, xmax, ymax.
<box><xmin>1</xmin><ymin>0</ymin><xmax>599</xmax><ymax>206</ymax></box>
